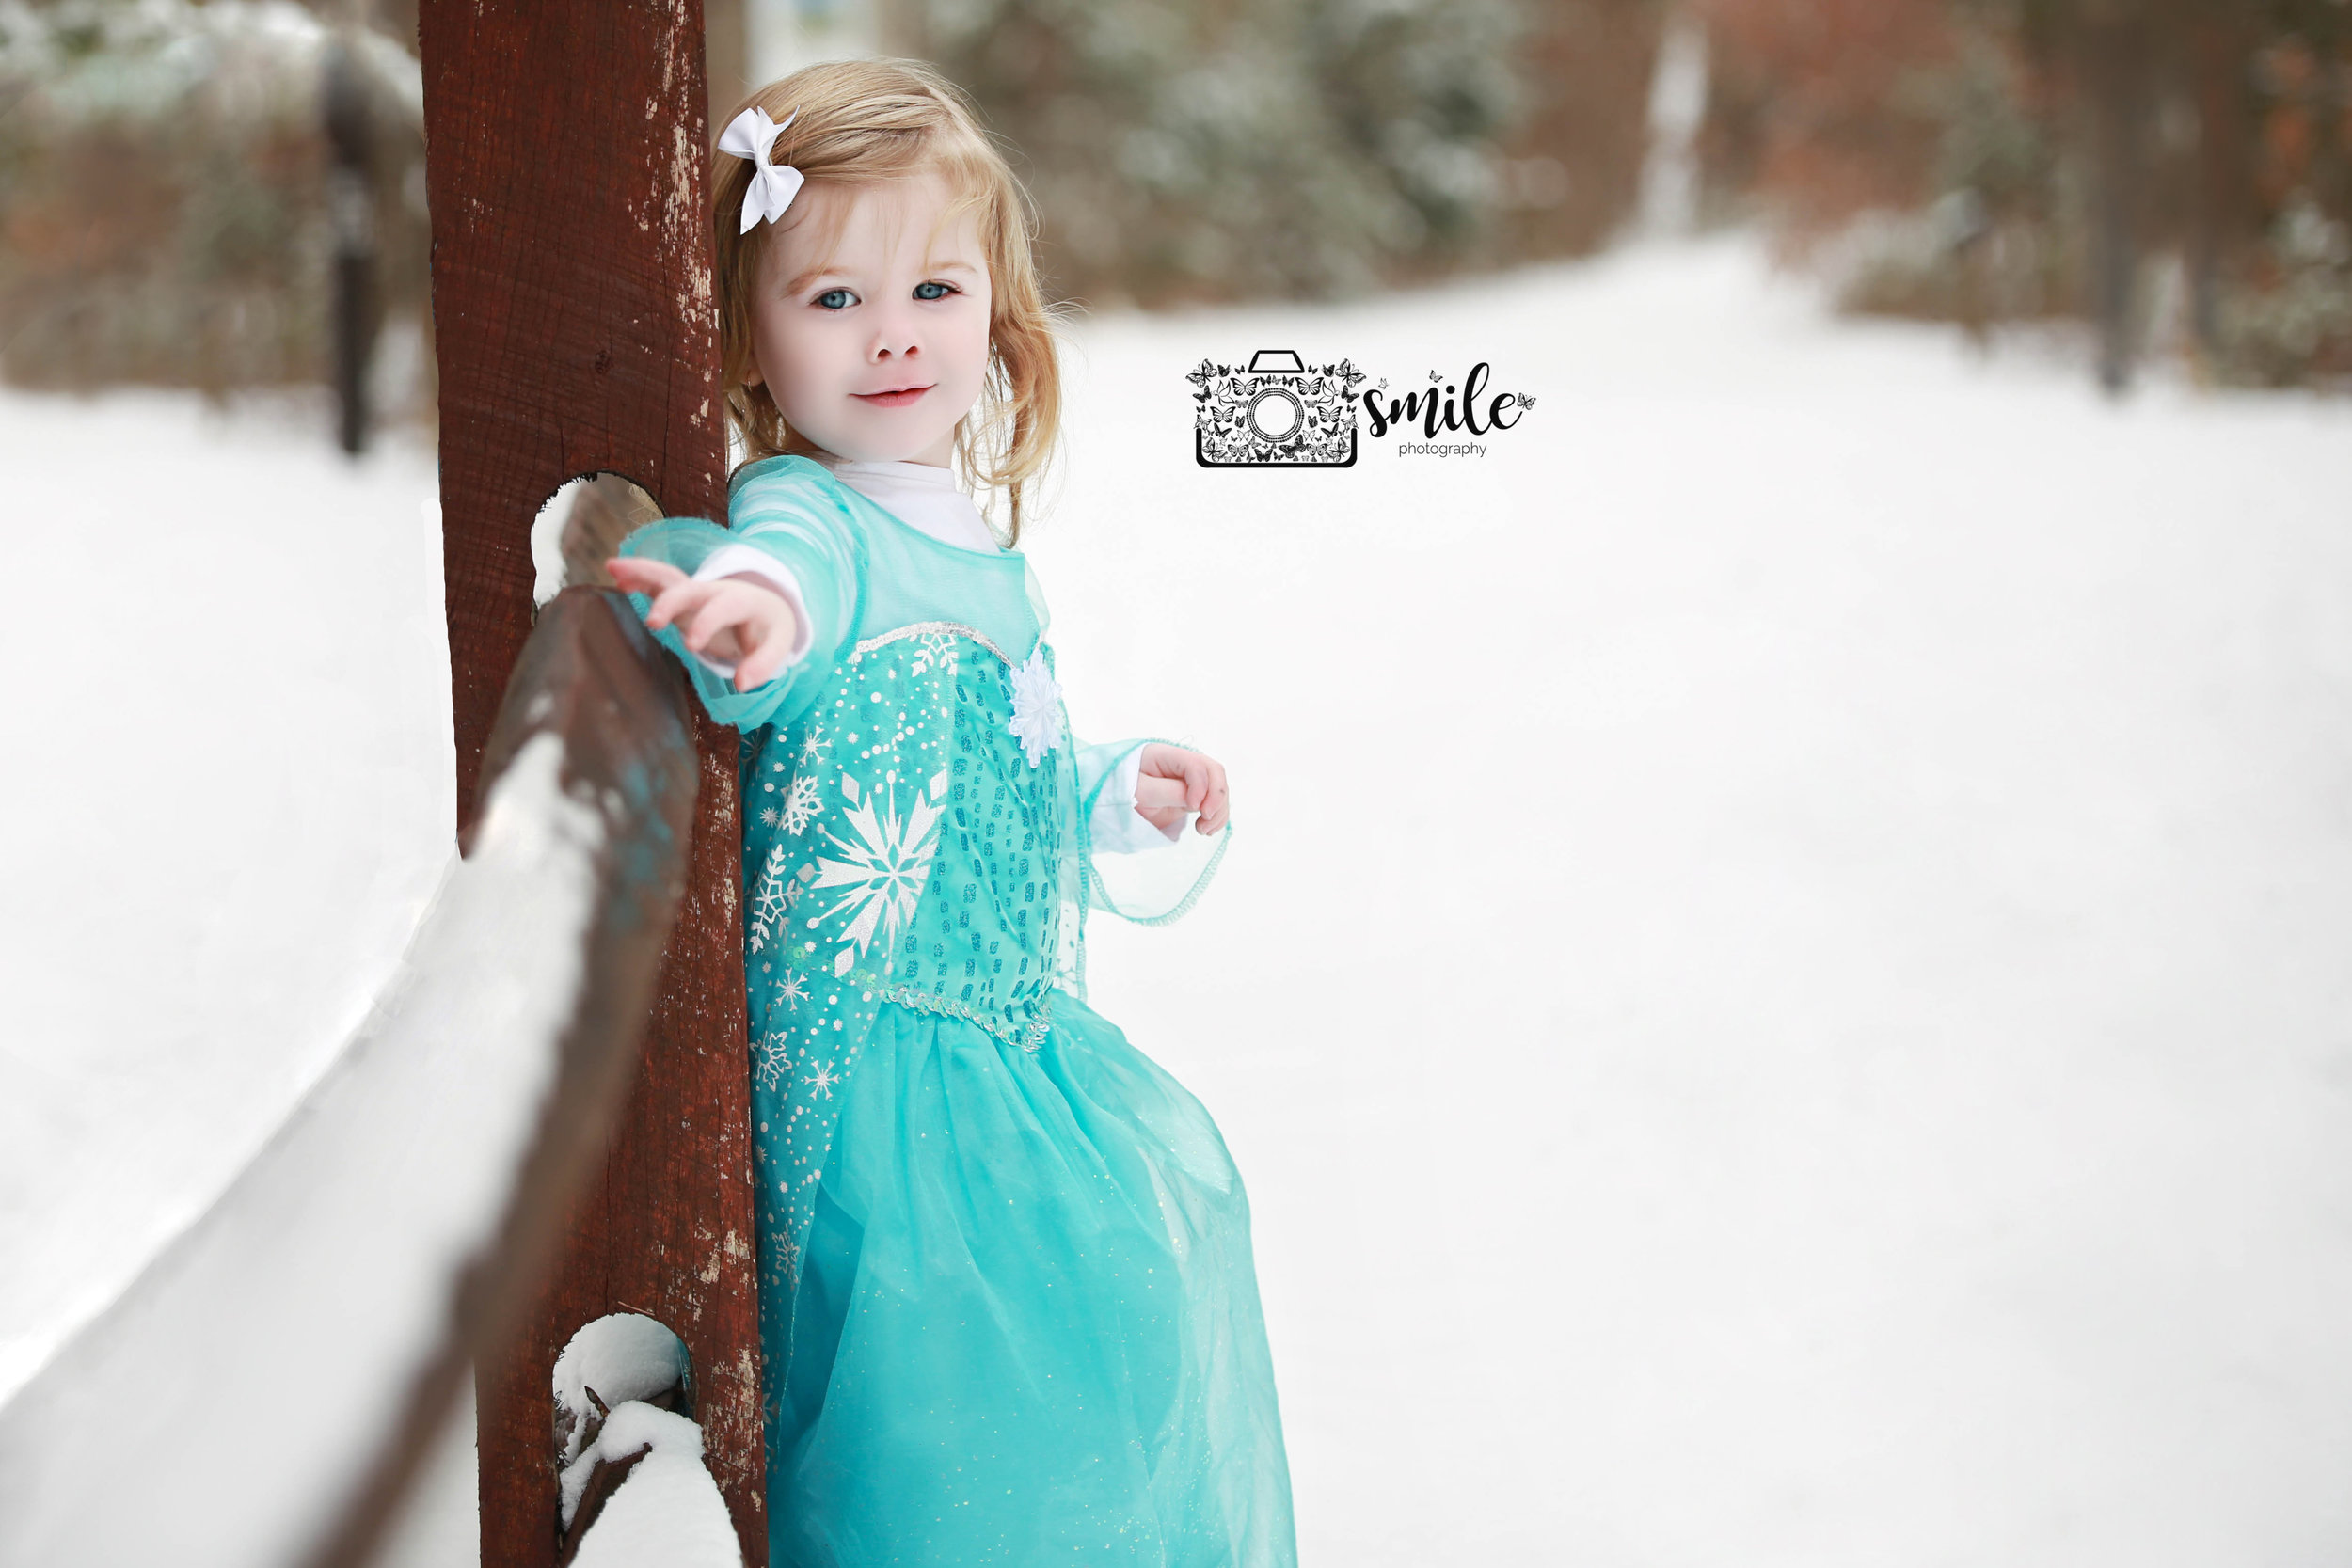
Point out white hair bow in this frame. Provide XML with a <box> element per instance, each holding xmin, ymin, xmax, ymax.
<box><xmin>719</xmin><ymin>106</ymin><xmax>805</xmax><ymax>233</ymax></box>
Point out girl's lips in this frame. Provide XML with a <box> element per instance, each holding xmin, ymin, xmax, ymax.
<box><xmin>853</xmin><ymin>385</ymin><xmax>933</xmax><ymax>408</ymax></box>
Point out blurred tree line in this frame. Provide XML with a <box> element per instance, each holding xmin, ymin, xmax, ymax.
<box><xmin>1694</xmin><ymin>0</ymin><xmax>2352</xmax><ymax>388</ymax></box>
<box><xmin>7</xmin><ymin>0</ymin><xmax>2329</xmax><ymax>411</ymax></box>
<box><xmin>0</xmin><ymin>0</ymin><xmax>432</xmax><ymax>418</ymax></box>
<box><xmin>886</xmin><ymin>0</ymin><xmax>1672</xmax><ymax>304</ymax></box>
<box><xmin>0</xmin><ymin>0</ymin><xmax>1679</xmax><ymax>417</ymax></box>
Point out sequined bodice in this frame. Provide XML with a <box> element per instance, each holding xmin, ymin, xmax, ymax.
<box><xmin>898</xmin><ymin>656</ymin><xmax>1065</xmax><ymax>1018</ymax></box>
<box><xmin>739</xmin><ymin>621</ymin><xmax>1076</xmax><ymax>1109</ymax></box>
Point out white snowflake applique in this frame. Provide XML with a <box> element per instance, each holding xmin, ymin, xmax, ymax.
<box><xmin>1005</xmin><ymin>648</ymin><xmax>1064</xmax><ymax>768</ymax></box>
<box><xmin>777</xmin><ymin>972</ymin><xmax>808</xmax><ymax>1006</ymax></box>
<box><xmin>801</xmin><ymin>1061</ymin><xmax>841</xmax><ymax>1099</ymax></box>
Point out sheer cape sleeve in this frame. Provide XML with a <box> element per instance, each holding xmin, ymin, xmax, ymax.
<box><xmin>615</xmin><ymin>458</ymin><xmax>866</xmax><ymax>733</ymax></box>
<box><xmin>1072</xmin><ymin>735</ymin><xmax>1231</xmax><ymax>926</ymax></box>
<box><xmin>1074</xmin><ymin>740</ymin><xmax>1184</xmax><ymax>855</ymax></box>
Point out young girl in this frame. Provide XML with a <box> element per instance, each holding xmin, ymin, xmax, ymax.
<box><xmin>603</xmin><ymin>59</ymin><xmax>1296</xmax><ymax>1567</ymax></box>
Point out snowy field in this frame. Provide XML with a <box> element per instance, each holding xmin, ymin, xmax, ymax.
<box><xmin>8</xmin><ymin>236</ymin><xmax>2352</xmax><ymax>1565</ymax></box>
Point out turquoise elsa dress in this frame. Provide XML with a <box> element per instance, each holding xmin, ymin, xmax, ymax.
<box><xmin>621</xmin><ymin>456</ymin><xmax>1296</xmax><ymax>1567</ymax></box>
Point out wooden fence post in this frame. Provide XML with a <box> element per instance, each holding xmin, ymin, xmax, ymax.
<box><xmin>416</xmin><ymin>1</ymin><xmax>764</xmax><ymax>1560</ymax></box>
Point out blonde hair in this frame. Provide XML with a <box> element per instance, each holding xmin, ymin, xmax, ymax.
<box><xmin>712</xmin><ymin>58</ymin><xmax>1064</xmax><ymax>543</ymax></box>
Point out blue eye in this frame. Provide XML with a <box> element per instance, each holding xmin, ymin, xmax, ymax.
<box><xmin>815</xmin><ymin>288</ymin><xmax>854</xmax><ymax>309</ymax></box>
<box><xmin>914</xmin><ymin>281</ymin><xmax>957</xmax><ymax>301</ymax></box>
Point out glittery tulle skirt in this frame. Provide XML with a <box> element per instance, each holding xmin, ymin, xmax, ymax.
<box><xmin>766</xmin><ymin>990</ymin><xmax>1296</xmax><ymax>1567</ymax></box>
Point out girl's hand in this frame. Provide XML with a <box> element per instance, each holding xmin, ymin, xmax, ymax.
<box><xmin>1135</xmin><ymin>744</ymin><xmax>1230</xmax><ymax>836</ymax></box>
<box><xmin>607</xmin><ymin>557</ymin><xmax>803</xmax><ymax>692</ymax></box>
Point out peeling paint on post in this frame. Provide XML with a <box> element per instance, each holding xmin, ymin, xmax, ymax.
<box><xmin>416</xmin><ymin>0</ymin><xmax>765</xmax><ymax>1561</ymax></box>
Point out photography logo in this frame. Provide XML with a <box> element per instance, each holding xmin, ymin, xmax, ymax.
<box><xmin>1189</xmin><ymin>351</ymin><xmax>1367</xmax><ymax>468</ymax></box>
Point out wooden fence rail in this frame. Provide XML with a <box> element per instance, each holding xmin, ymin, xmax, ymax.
<box><xmin>0</xmin><ymin>587</ymin><xmax>700</xmax><ymax>1568</ymax></box>
<box><xmin>415</xmin><ymin>0</ymin><xmax>760</xmax><ymax>1550</ymax></box>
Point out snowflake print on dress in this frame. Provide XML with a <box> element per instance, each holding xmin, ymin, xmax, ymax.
<box><xmin>746</xmin><ymin>842</ymin><xmax>812</xmax><ymax>956</ymax></box>
<box><xmin>909</xmin><ymin>629</ymin><xmax>961</xmax><ymax>676</ymax></box>
<box><xmin>747</xmin><ymin>844</ymin><xmax>788</xmax><ymax>956</ymax></box>
<box><xmin>801</xmin><ymin>1060</ymin><xmax>841</xmax><ymax>1099</ymax></box>
<box><xmin>810</xmin><ymin>770</ymin><xmax>949</xmax><ymax>976</ymax></box>
<box><xmin>781</xmin><ymin>772</ymin><xmax>821</xmax><ymax>835</ymax></box>
<box><xmin>1006</xmin><ymin>647</ymin><xmax>1064</xmax><ymax>768</ymax></box>
<box><xmin>752</xmin><ymin>1029</ymin><xmax>795</xmax><ymax>1093</ymax></box>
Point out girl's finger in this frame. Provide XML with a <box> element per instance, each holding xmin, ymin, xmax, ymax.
<box><xmin>738</xmin><ymin>626</ymin><xmax>792</xmax><ymax>691</ymax></box>
<box><xmin>681</xmin><ymin>588</ymin><xmax>750</xmax><ymax>653</ymax></box>
<box><xmin>645</xmin><ymin>578</ymin><xmax>718</xmax><ymax>632</ymax></box>
<box><xmin>1134</xmin><ymin>775</ymin><xmax>1187</xmax><ymax>812</ymax></box>
<box><xmin>1200</xmin><ymin>763</ymin><xmax>1230</xmax><ymax>832</ymax></box>
<box><xmin>608</xmin><ymin>557</ymin><xmax>685</xmax><ymax>594</ymax></box>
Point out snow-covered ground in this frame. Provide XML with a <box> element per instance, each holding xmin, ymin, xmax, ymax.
<box><xmin>0</xmin><ymin>389</ymin><xmax>451</xmax><ymax>1402</ymax></box>
<box><xmin>9</xmin><ymin>238</ymin><xmax>2352</xmax><ymax>1565</ymax></box>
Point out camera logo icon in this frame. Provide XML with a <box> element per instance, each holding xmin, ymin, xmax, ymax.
<box><xmin>1188</xmin><ymin>350</ymin><xmax>1367</xmax><ymax>468</ymax></box>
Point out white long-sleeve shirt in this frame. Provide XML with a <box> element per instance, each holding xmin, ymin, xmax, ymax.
<box><xmin>689</xmin><ymin>455</ymin><xmax>1183</xmax><ymax>855</ymax></box>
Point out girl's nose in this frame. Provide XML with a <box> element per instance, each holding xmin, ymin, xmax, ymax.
<box><xmin>867</xmin><ymin>311</ymin><xmax>921</xmax><ymax>362</ymax></box>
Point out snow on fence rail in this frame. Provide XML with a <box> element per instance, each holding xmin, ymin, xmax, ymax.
<box><xmin>0</xmin><ymin>587</ymin><xmax>699</xmax><ymax>1568</ymax></box>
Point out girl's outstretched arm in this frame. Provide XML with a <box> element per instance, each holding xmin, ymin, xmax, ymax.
<box><xmin>609</xmin><ymin>462</ymin><xmax>864</xmax><ymax>732</ymax></box>
<box><xmin>608</xmin><ymin>557</ymin><xmax>801</xmax><ymax>693</ymax></box>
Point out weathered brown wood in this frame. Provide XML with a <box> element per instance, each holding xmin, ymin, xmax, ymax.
<box><xmin>0</xmin><ymin>585</ymin><xmax>705</xmax><ymax>1568</ymax></box>
<box><xmin>417</xmin><ymin>0</ymin><xmax>763</xmax><ymax>1560</ymax></box>
<box><xmin>310</xmin><ymin>587</ymin><xmax>703</xmax><ymax>1568</ymax></box>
